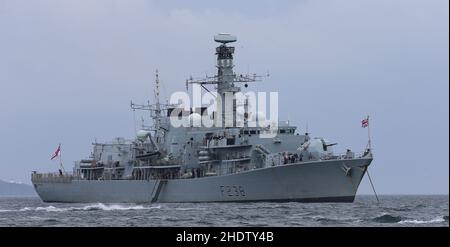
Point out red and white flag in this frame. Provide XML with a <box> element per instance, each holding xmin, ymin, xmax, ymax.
<box><xmin>361</xmin><ymin>118</ymin><xmax>369</xmax><ymax>128</ymax></box>
<box><xmin>51</xmin><ymin>144</ymin><xmax>61</xmax><ymax>160</ymax></box>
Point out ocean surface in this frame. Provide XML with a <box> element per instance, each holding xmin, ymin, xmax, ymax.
<box><xmin>0</xmin><ymin>195</ymin><xmax>448</xmax><ymax>227</ymax></box>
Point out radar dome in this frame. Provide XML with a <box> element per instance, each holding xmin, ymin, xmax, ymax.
<box><xmin>136</xmin><ymin>129</ymin><xmax>151</xmax><ymax>141</ymax></box>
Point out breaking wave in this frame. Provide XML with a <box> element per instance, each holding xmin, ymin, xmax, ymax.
<box><xmin>72</xmin><ymin>204</ymin><xmax>160</xmax><ymax>211</ymax></box>
<box><xmin>399</xmin><ymin>217</ymin><xmax>446</xmax><ymax>224</ymax></box>
<box><xmin>34</xmin><ymin>206</ymin><xmax>66</xmax><ymax>212</ymax></box>
<box><xmin>2</xmin><ymin>204</ymin><xmax>161</xmax><ymax>212</ymax></box>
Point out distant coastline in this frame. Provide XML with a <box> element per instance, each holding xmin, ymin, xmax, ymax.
<box><xmin>0</xmin><ymin>180</ymin><xmax>37</xmax><ymax>197</ymax></box>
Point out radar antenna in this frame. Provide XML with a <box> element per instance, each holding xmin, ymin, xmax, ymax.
<box><xmin>185</xmin><ymin>33</ymin><xmax>269</xmax><ymax>127</ymax></box>
<box><xmin>187</xmin><ymin>33</ymin><xmax>268</xmax><ymax>88</ymax></box>
<box><xmin>131</xmin><ymin>70</ymin><xmax>177</xmax><ymax>131</ymax></box>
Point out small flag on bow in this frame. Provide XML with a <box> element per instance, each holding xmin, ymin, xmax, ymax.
<box><xmin>51</xmin><ymin>144</ymin><xmax>61</xmax><ymax>160</ymax></box>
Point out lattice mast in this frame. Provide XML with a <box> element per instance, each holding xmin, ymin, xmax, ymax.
<box><xmin>187</xmin><ymin>33</ymin><xmax>265</xmax><ymax>127</ymax></box>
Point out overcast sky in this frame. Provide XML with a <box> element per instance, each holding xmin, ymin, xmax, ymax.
<box><xmin>0</xmin><ymin>0</ymin><xmax>448</xmax><ymax>194</ymax></box>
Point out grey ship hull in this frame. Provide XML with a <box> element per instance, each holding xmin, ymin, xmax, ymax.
<box><xmin>33</xmin><ymin>158</ymin><xmax>371</xmax><ymax>203</ymax></box>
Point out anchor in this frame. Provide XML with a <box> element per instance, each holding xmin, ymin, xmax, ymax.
<box><xmin>341</xmin><ymin>165</ymin><xmax>352</xmax><ymax>176</ymax></box>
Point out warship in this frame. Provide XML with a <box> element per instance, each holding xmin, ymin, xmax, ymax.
<box><xmin>31</xmin><ymin>34</ymin><xmax>373</xmax><ymax>203</ymax></box>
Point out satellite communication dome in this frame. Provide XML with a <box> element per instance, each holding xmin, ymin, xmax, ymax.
<box><xmin>136</xmin><ymin>129</ymin><xmax>151</xmax><ymax>140</ymax></box>
<box><xmin>214</xmin><ymin>33</ymin><xmax>237</xmax><ymax>44</ymax></box>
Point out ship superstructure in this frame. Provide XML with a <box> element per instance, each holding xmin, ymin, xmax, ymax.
<box><xmin>31</xmin><ymin>34</ymin><xmax>373</xmax><ymax>203</ymax></box>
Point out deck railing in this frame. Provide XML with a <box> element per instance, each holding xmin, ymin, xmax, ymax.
<box><xmin>321</xmin><ymin>151</ymin><xmax>372</xmax><ymax>161</ymax></box>
<box><xmin>31</xmin><ymin>172</ymin><xmax>79</xmax><ymax>183</ymax></box>
<box><xmin>274</xmin><ymin>150</ymin><xmax>372</xmax><ymax>165</ymax></box>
